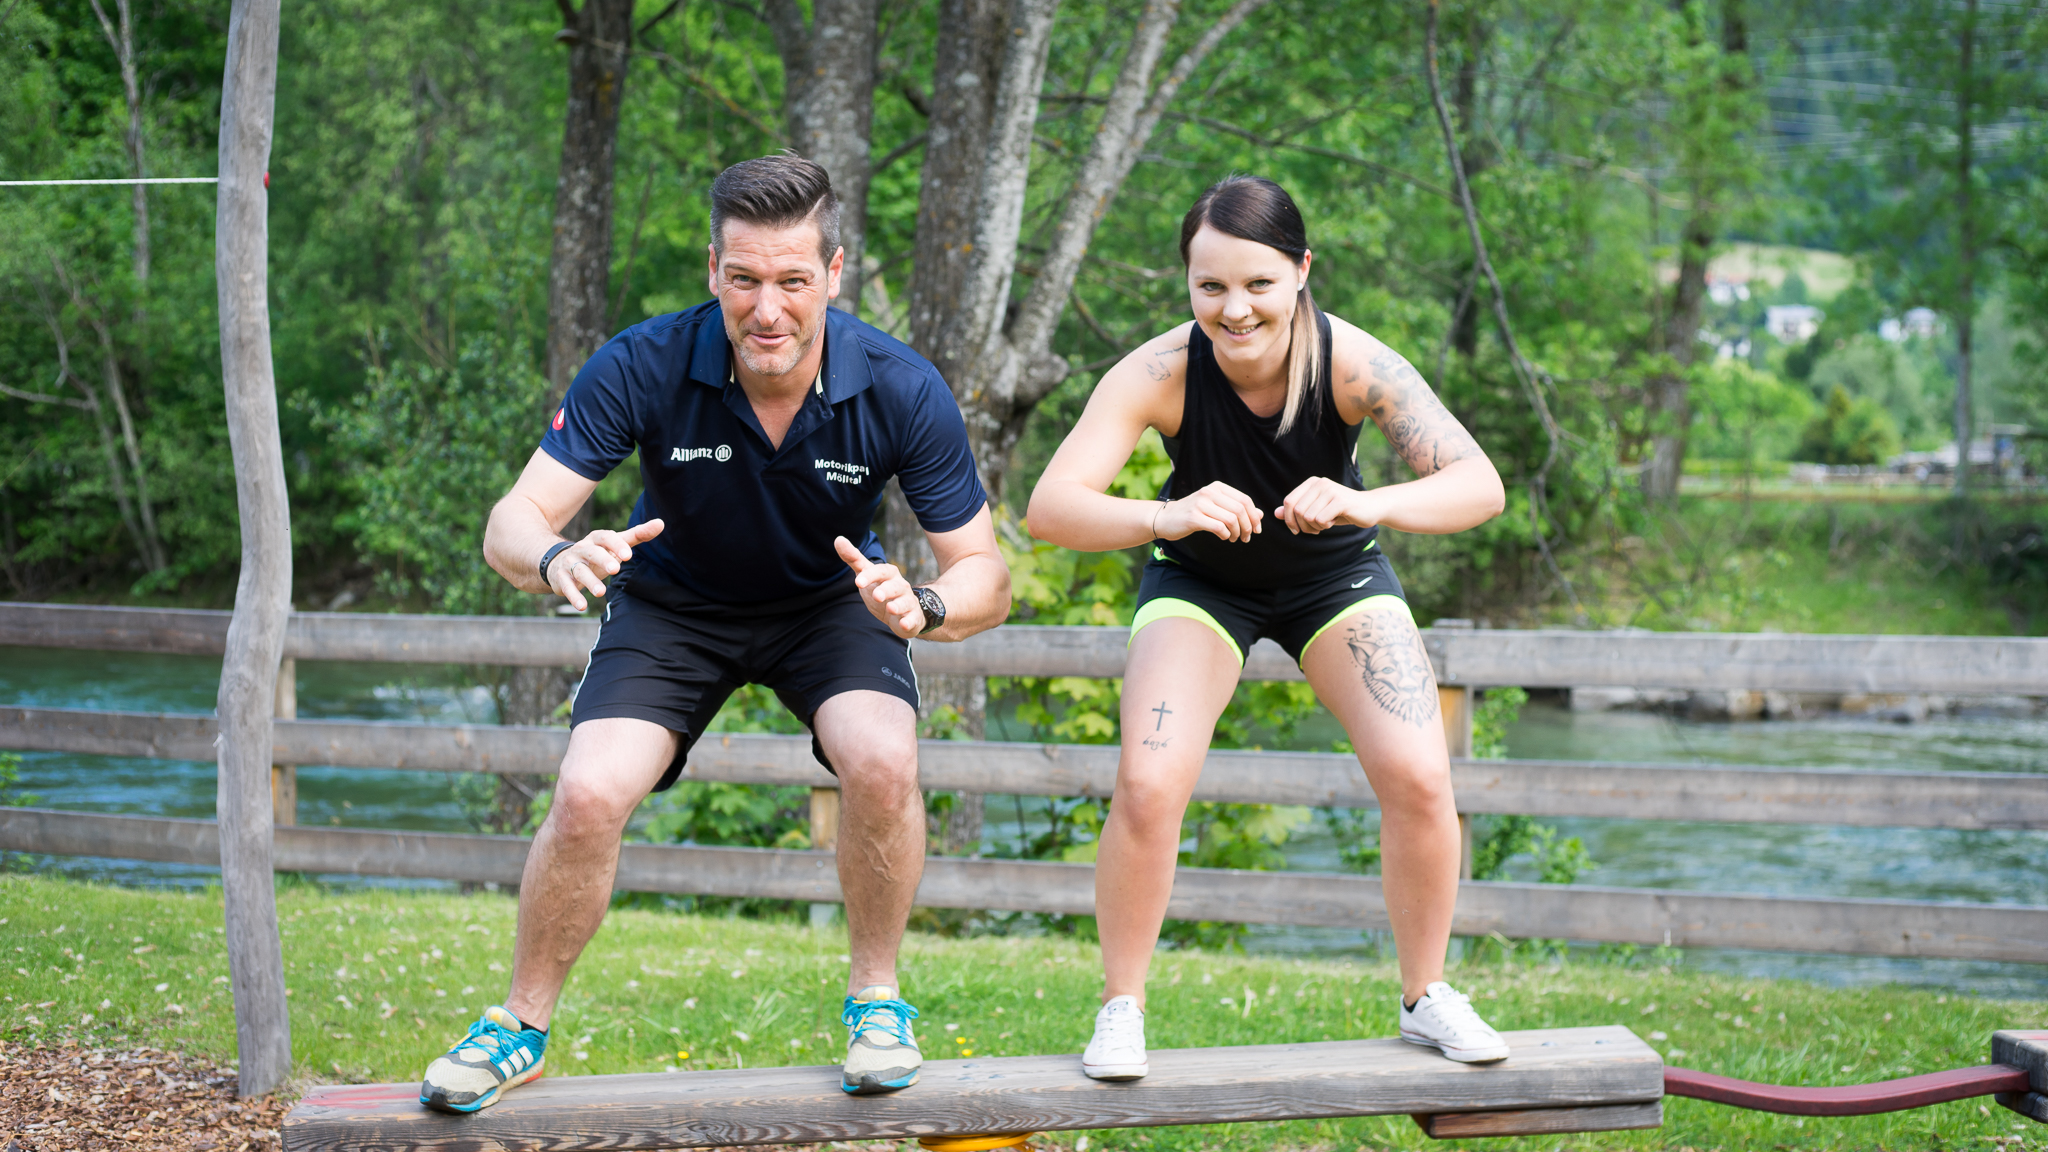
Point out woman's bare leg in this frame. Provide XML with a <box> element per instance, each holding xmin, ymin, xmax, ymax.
<box><xmin>1095</xmin><ymin>618</ymin><xmax>1241</xmax><ymax>1008</ymax></box>
<box><xmin>1300</xmin><ymin>604</ymin><xmax>1460</xmax><ymax>1004</ymax></box>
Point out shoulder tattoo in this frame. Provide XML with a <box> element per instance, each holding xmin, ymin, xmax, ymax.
<box><xmin>1142</xmin><ymin>341</ymin><xmax>1188</xmax><ymax>383</ymax></box>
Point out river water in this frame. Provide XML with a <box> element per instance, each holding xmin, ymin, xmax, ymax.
<box><xmin>5</xmin><ymin>646</ymin><xmax>2044</xmax><ymax>998</ymax></box>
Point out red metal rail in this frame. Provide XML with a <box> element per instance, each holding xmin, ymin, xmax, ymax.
<box><xmin>1664</xmin><ymin>1064</ymin><xmax>2031</xmax><ymax>1117</ymax></box>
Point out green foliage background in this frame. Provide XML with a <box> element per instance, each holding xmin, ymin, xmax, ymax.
<box><xmin>7</xmin><ymin>0</ymin><xmax>2038</xmax><ymax>616</ymax></box>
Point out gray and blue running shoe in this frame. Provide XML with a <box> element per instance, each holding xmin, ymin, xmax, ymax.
<box><xmin>841</xmin><ymin>984</ymin><xmax>921</xmax><ymax>1094</ymax></box>
<box><xmin>419</xmin><ymin>1005</ymin><xmax>547</xmax><ymax>1112</ymax></box>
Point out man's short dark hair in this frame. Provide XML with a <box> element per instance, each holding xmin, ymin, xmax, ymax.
<box><xmin>710</xmin><ymin>154</ymin><xmax>841</xmax><ymax>266</ymax></box>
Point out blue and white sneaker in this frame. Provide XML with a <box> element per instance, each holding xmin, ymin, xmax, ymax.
<box><xmin>841</xmin><ymin>984</ymin><xmax>921</xmax><ymax>1094</ymax></box>
<box><xmin>419</xmin><ymin>1005</ymin><xmax>547</xmax><ymax>1113</ymax></box>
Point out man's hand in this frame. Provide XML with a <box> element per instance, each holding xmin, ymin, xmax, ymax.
<box><xmin>548</xmin><ymin>520</ymin><xmax>666</xmax><ymax>612</ymax></box>
<box><xmin>1276</xmin><ymin>478</ymin><xmax>1374</xmax><ymax>535</ymax></box>
<box><xmin>835</xmin><ymin>536</ymin><xmax>925</xmax><ymax>639</ymax></box>
<box><xmin>1155</xmin><ymin>481</ymin><xmax>1263</xmax><ymax>543</ymax></box>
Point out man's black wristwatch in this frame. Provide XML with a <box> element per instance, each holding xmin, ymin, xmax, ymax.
<box><xmin>912</xmin><ymin>586</ymin><xmax>946</xmax><ymax>636</ymax></box>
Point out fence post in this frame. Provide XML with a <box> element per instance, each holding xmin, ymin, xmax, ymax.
<box><xmin>1439</xmin><ymin>684</ymin><xmax>1474</xmax><ymax>880</ymax></box>
<box><xmin>271</xmin><ymin>656</ymin><xmax>296</xmax><ymax>826</ymax></box>
<box><xmin>809</xmin><ymin>786</ymin><xmax>842</xmax><ymax>929</ymax></box>
<box><xmin>213</xmin><ymin>0</ymin><xmax>291</xmax><ymax>1096</ymax></box>
<box><xmin>810</xmin><ymin>786</ymin><xmax>841</xmax><ymax>851</ymax></box>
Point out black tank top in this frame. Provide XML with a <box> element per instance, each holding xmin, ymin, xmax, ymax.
<box><xmin>1156</xmin><ymin>312</ymin><xmax>1375</xmax><ymax>590</ymax></box>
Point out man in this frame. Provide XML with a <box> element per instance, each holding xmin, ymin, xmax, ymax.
<box><xmin>419</xmin><ymin>155</ymin><xmax>1010</xmax><ymax>1112</ymax></box>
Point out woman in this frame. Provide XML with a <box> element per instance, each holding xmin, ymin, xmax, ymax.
<box><xmin>1025</xmin><ymin>176</ymin><xmax>1510</xmax><ymax>1079</ymax></box>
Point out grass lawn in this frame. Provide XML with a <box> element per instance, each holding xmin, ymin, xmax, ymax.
<box><xmin>3</xmin><ymin>874</ymin><xmax>2043</xmax><ymax>1150</ymax></box>
<box><xmin>1568</xmin><ymin>497</ymin><xmax>2046</xmax><ymax>636</ymax></box>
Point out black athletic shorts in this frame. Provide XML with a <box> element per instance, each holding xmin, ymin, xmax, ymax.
<box><xmin>1131</xmin><ymin>539</ymin><xmax>1411</xmax><ymax>665</ymax></box>
<box><xmin>570</xmin><ymin>588</ymin><xmax>920</xmax><ymax>790</ymax></box>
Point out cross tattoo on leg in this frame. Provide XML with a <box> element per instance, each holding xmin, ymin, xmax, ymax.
<box><xmin>1151</xmin><ymin>702</ymin><xmax>1173</xmax><ymax>731</ymax></box>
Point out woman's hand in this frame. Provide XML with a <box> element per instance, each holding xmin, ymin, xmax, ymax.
<box><xmin>1277</xmin><ymin>477</ymin><xmax>1373</xmax><ymax>535</ymax></box>
<box><xmin>1155</xmin><ymin>481</ymin><xmax>1263</xmax><ymax>543</ymax></box>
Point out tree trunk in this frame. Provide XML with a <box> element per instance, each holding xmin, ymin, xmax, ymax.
<box><xmin>917</xmin><ymin>0</ymin><xmax>1273</xmax><ymax>502</ymax></box>
<box><xmin>1641</xmin><ymin>0</ymin><xmax>1748</xmax><ymax>502</ymax></box>
<box><xmin>766</xmin><ymin>0</ymin><xmax>880</xmax><ymax>314</ymax></box>
<box><xmin>89</xmin><ymin>311</ymin><xmax>166</xmax><ymax>571</ymax></box>
<box><xmin>1952</xmin><ymin>0</ymin><xmax>1976</xmax><ymax>500</ymax></box>
<box><xmin>895</xmin><ymin>0</ymin><xmax>1269</xmax><ymax>851</ymax></box>
<box><xmin>545</xmin><ymin>0</ymin><xmax>635</xmax><ymax>412</ymax></box>
<box><xmin>213</xmin><ymin>0</ymin><xmax>291</xmax><ymax>1097</ymax></box>
<box><xmin>90</xmin><ymin>0</ymin><xmax>150</xmax><ymax>289</ymax></box>
<box><xmin>1642</xmin><ymin>212</ymin><xmax>1710</xmax><ymax>501</ymax></box>
<box><xmin>1447</xmin><ymin>14</ymin><xmax>1492</xmax><ymax>359</ymax></box>
<box><xmin>905</xmin><ymin>0</ymin><xmax>1010</xmax><ymax>371</ymax></box>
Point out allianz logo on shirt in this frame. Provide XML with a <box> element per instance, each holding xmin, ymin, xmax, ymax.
<box><xmin>670</xmin><ymin>445</ymin><xmax>732</xmax><ymax>463</ymax></box>
<box><xmin>814</xmin><ymin>458</ymin><xmax>870</xmax><ymax>486</ymax></box>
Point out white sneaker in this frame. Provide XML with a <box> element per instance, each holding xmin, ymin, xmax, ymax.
<box><xmin>1398</xmin><ymin>981</ymin><xmax>1510</xmax><ymax>1063</ymax></box>
<box><xmin>1081</xmin><ymin>995</ymin><xmax>1148</xmax><ymax>1080</ymax></box>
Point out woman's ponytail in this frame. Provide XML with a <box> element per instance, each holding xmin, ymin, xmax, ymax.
<box><xmin>1279</xmin><ymin>283</ymin><xmax>1322</xmax><ymax>436</ymax></box>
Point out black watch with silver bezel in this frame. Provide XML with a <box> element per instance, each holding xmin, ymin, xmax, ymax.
<box><xmin>912</xmin><ymin>586</ymin><xmax>946</xmax><ymax>636</ymax></box>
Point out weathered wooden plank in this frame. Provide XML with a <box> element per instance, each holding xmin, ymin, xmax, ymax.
<box><xmin>1995</xmin><ymin>1031</ymin><xmax>2048</xmax><ymax>1095</ymax></box>
<box><xmin>1426</xmin><ymin>628</ymin><xmax>2048</xmax><ymax>694</ymax></box>
<box><xmin>0</xmin><ymin>602</ymin><xmax>599</xmax><ymax>666</ymax></box>
<box><xmin>282</xmin><ymin>1027</ymin><xmax>1661</xmax><ymax>1152</ymax></box>
<box><xmin>4</xmin><ymin>809</ymin><xmax>2043</xmax><ymax>961</ymax></box>
<box><xmin>9</xmin><ymin>603</ymin><xmax>2048</xmax><ymax>691</ymax></box>
<box><xmin>1412</xmin><ymin>1101</ymin><xmax>1662</xmax><ymax>1138</ymax></box>
<box><xmin>7</xmin><ymin>708</ymin><xmax>2044</xmax><ymax>830</ymax></box>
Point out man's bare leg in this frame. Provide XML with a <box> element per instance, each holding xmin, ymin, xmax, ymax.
<box><xmin>502</xmin><ymin>717</ymin><xmax>675</xmax><ymax>1029</ymax></box>
<box><xmin>813</xmin><ymin>691</ymin><xmax>923</xmax><ymax>995</ymax></box>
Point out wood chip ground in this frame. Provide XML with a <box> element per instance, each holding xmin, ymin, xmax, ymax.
<box><xmin>0</xmin><ymin>1041</ymin><xmax>284</xmax><ymax>1152</ymax></box>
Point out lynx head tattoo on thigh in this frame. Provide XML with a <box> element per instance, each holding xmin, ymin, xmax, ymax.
<box><xmin>1343</xmin><ymin>613</ymin><xmax>1440</xmax><ymax>727</ymax></box>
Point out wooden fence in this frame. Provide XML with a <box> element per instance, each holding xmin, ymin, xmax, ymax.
<box><xmin>3</xmin><ymin>602</ymin><xmax>2045</xmax><ymax>964</ymax></box>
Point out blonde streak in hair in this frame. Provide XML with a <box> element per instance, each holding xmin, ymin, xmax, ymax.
<box><xmin>1277</xmin><ymin>285</ymin><xmax>1320</xmax><ymax>436</ymax></box>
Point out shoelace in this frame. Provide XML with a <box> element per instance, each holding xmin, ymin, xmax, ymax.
<box><xmin>1095</xmin><ymin>1002</ymin><xmax>1144</xmax><ymax>1050</ymax></box>
<box><xmin>842</xmin><ymin>997</ymin><xmax>920</xmax><ymax>1046</ymax></box>
<box><xmin>458</xmin><ymin>1016</ymin><xmax>527</xmax><ymax>1061</ymax></box>
<box><xmin>1418</xmin><ymin>987</ymin><xmax>1492</xmax><ymax>1034</ymax></box>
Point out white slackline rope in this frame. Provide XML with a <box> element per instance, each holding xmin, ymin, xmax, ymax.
<box><xmin>0</xmin><ymin>177</ymin><xmax>218</xmax><ymax>186</ymax></box>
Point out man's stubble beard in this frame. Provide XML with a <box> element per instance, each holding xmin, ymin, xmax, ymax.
<box><xmin>733</xmin><ymin>312</ymin><xmax>823</xmax><ymax>379</ymax></box>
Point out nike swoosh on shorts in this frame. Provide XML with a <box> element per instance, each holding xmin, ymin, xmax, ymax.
<box><xmin>1350</xmin><ymin>576</ymin><xmax>1374</xmax><ymax>589</ymax></box>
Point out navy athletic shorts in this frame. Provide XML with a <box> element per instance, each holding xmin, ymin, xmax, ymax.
<box><xmin>1131</xmin><ymin>538</ymin><xmax>1411</xmax><ymax>666</ymax></box>
<box><xmin>570</xmin><ymin>588</ymin><xmax>920</xmax><ymax>789</ymax></box>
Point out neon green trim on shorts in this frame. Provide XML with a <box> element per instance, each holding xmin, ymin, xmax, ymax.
<box><xmin>1130</xmin><ymin>597</ymin><xmax>1244</xmax><ymax>665</ymax></box>
<box><xmin>1301</xmin><ymin>593</ymin><xmax>1410</xmax><ymax>661</ymax></box>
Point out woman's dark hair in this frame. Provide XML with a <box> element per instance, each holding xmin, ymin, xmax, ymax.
<box><xmin>1179</xmin><ymin>176</ymin><xmax>1320</xmax><ymax>433</ymax></box>
<box><xmin>710</xmin><ymin>153</ymin><xmax>842</xmax><ymax>265</ymax></box>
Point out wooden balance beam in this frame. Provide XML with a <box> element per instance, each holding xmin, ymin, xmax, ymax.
<box><xmin>283</xmin><ymin>1025</ymin><xmax>1661</xmax><ymax>1150</ymax></box>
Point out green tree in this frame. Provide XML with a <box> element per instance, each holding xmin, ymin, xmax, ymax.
<box><xmin>1796</xmin><ymin>384</ymin><xmax>1901</xmax><ymax>466</ymax></box>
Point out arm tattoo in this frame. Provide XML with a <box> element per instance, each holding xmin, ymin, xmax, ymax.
<box><xmin>1363</xmin><ymin>348</ymin><xmax>1483</xmax><ymax>477</ymax></box>
<box><xmin>1143</xmin><ymin>342</ymin><xmax>1188</xmax><ymax>382</ymax></box>
<box><xmin>1344</xmin><ymin>613</ymin><xmax>1440</xmax><ymax>727</ymax></box>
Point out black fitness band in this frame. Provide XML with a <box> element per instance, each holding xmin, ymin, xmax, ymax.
<box><xmin>538</xmin><ymin>541</ymin><xmax>575</xmax><ymax>584</ymax></box>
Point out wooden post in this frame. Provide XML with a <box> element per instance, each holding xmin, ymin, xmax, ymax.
<box><xmin>271</xmin><ymin>656</ymin><xmax>295</xmax><ymax>826</ymax></box>
<box><xmin>1440</xmin><ymin>685</ymin><xmax>1474</xmax><ymax>880</ymax></box>
<box><xmin>809</xmin><ymin>786</ymin><xmax>842</xmax><ymax>929</ymax></box>
<box><xmin>809</xmin><ymin>786</ymin><xmax>841</xmax><ymax>852</ymax></box>
<box><xmin>213</xmin><ymin>0</ymin><xmax>291</xmax><ymax>1097</ymax></box>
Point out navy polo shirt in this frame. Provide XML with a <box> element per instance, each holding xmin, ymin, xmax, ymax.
<box><xmin>539</xmin><ymin>300</ymin><xmax>988</xmax><ymax>608</ymax></box>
